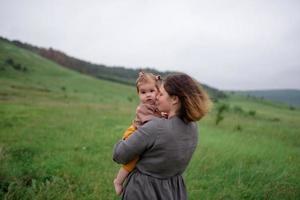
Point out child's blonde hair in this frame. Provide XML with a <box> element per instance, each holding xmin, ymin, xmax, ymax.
<box><xmin>136</xmin><ymin>71</ymin><xmax>162</xmax><ymax>93</ymax></box>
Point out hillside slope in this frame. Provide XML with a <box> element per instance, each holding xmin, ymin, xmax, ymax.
<box><xmin>0</xmin><ymin>39</ymin><xmax>138</xmax><ymax>105</ymax></box>
<box><xmin>0</xmin><ymin>36</ymin><xmax>226</xmax><ymax>100</ymax></box>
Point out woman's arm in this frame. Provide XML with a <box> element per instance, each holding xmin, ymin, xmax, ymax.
<box><xmin>113</xmin><ymin>118</ymin><xmax>161</xmax><ymax>164</ymax></box>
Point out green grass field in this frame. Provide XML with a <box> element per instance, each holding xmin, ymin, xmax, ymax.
<box><xmin>1</xmin><ymin>40</ymin><xmax>299</xmax><ymax>200</ymax></box>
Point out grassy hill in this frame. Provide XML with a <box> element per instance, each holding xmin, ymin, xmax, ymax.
<box><xmin>0</xmin><ymin>36</ymin><xmax>227</xmax><ymax>101</ymax></box>
<box><xmin>1</xmin><ymin>39</ymin><xmax>300</xmax><ymax>200</ymax></box>
<box><xmin>232</xmin><ymin>90</ymin><xmax>300</xmax><ymax>108</ymax></box>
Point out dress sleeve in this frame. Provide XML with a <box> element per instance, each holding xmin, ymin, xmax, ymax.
<box><xmin>113</xmin><ymin>118</ymin><xmax>161</xmax><ymax>164</ymax></box>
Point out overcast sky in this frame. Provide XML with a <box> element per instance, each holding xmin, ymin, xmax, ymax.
<box><xmin>1</xmin><ymin>0</ymin><xmax>299</xmax><ymax>90</ymax></box>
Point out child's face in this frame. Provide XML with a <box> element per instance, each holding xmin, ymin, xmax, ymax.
<box><xmin>138</xmin><ymin>82</ymin><xmax>158</xmax><ymax>105</ymax></box>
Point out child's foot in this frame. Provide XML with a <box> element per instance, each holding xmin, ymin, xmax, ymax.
<box><xmin>113</xmin><ymin>179</ymin><xmax>123</xmax><ymax>195</ymax></box>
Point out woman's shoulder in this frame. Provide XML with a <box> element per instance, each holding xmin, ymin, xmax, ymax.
<box><xmin>143</xmin><ymin>117</ymin><xmax>165</xmax><ymax>128</ymax></box>
<box><xmin>170</xmin><ymin>117</ymin><xmax>199</xmax><ymax>133</ymax></box>
<box><xmin>189</xmin><ymin>121</ymin><xmax>198</xmax><ymax>129</ymax></box>
<box><xmin>140</xmin><ymin>116</ymin><xmax>198</xmax><ymax>132</ymax></box>
<box><xmin>137</xmin><ymin>117</ymin><xmax>165</xmax><ymax>136</ymax></box>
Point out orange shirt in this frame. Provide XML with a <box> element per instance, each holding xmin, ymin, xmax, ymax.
<box><xmin>122</xmin><ymin>125</ymin><xmax>139</xmax><ymax>172</ymax></box>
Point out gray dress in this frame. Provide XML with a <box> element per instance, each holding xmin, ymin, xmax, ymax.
<box><xmin>113</xmin><ymin>116</ymin><xmax>199</xmax><ymax>200</ymax></box>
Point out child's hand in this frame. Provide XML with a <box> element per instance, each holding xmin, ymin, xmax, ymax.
<box><xmin>161</xmin><ymin>112</ymin><xmax>168</xmax><ymax>118</ymax></box>
<box><xmin>136</xmin><ymin>105</ymin><xmax>142</xmax><ymax>115</ymax></box>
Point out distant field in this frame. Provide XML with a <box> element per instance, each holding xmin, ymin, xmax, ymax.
<box><xmin>1</xmin><ymin>40</ymin><xmax>299</xmax><ymax>200</ymax></box>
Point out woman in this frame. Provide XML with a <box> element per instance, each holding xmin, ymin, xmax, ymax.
<box><xmin>113</xmin><ymin>73</ymin><xmax>211</xmax><ymax>200</ymax></box>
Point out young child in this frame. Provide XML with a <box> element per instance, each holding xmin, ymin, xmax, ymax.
<box><xmin>113</xmin><ymin>71</ymin><xmax>163</xmax><ymax>195</ymax></box>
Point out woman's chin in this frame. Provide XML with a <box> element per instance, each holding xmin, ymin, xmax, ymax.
<box><xmin>156</xmin><ymin>106</ymin><xmax>162</xmax><ymax>111</ymax></box>
<box><xmin>157</xmin><ymin>107</ymin><xmax>167</xmax><ymax>113</ymax></box>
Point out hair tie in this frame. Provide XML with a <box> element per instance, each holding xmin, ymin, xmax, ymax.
<box><xmin>139</xmin><ymin>71</ymin><xmax>145</xmax><ymax>78</ymax></box>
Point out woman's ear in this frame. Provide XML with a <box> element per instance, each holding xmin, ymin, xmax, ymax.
<box><xmin>170</xmin><ymin>95</ymin><xmax>179</xmax><ymax>105</ymax></box>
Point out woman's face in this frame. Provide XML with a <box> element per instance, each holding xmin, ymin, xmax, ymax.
<box><xmin>156</xmin><ymin>84</ymin><xmax>173</xmax><ymax>113</ymax></box>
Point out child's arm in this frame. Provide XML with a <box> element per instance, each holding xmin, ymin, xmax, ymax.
<box><xmin>113</xmin><ymin>120</ymin><xmax>159</xmax><ymax>165</ymax></box>
<box><xmin>121</xmin><ymin>124</ymin><xmax>139</xmax><ymax>172</ymax></box>
<box><xmin>114</xmin><ymin>124</ymin><xmax>139</xmax><ymax>195</ymax></box>
<box><xmin>122</xmin><ymin>125</ymin><xmax>137</xmax><ymax>140</ymax></box>
<box><xmin>122</xmin><ymin>156</ymin><xmax>139</xmax><ymax>172</ymax></box>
